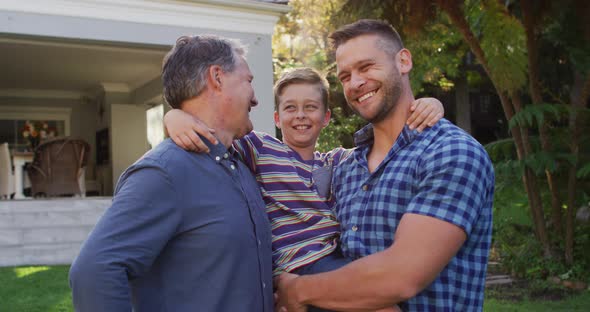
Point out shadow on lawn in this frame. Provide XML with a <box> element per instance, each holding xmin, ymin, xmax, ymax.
<box><xmin>0</xmin><ymin>265</ymin><xmax>72</xmax><ymax>312</ymax></box>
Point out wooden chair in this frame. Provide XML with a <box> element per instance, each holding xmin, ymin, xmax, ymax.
<box><xmin>28</xmin><ymin>137</ymin><xmax>90</xmax><ymax>197</ymax></box>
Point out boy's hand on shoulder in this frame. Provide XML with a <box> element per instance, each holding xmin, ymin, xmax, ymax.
<box><xmin>407</xmin><ymin>97</ymin><xmax>444</xmax><ymax>132</ymax></box>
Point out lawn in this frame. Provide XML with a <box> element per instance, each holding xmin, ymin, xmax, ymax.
<box><xmin>0</xmin><ymin>266</ymin><xmax>72</xmax><ymax>312</ymax></box>
<box><xmin>1</xmin><ymin>265</ymin><xmax>589</xmax><ymax>311</ymax></box>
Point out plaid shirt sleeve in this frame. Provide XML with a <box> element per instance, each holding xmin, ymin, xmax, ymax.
<box><xmin>406</xmin><ymin>136</ymin><xmax>493</xmax><ymax>235</ymax></box>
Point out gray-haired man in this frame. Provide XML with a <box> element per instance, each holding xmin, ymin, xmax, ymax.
<box><xmin>69</xmin><ymin>35</ymin><xmax>273</xmax><ymax>312</ymax></box>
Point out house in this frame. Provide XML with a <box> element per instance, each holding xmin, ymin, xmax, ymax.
<box><xmin>0</xmin><ymin>0</ymin><xmax>289</xmax><ymax>196</ymax></box>
<box><xmin>0</xmin><ymin>0</ymin><xmax>289</xmax><ymax>266</ymax></box>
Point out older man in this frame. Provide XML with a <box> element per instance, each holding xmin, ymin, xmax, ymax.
<box><xmin>69</xmin><ymin>35</ymin><xmax>273</xmax><ymax>312</ymax></box>
<box><xmin>276</xmin><ymin>19</ymin><xmax>494</xmax><ymax>312</ymax></box>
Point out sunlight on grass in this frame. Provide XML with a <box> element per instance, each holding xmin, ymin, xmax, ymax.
<box><xmin>0</xmin><ymin>265</ymin><xmax>72</xmax><ymax>312</ymax></box>
<box><xmin>14</xmin><ymin>266</ymin><xmax>50</xmax><ymax>278</ymax></box>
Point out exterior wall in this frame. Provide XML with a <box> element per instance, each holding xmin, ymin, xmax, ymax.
<box><xmin>0</xmin><ymin>198</ymin><xmax>111</xmax><ymax>267</ymax></box>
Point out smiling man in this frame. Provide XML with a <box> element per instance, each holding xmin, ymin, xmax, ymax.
<box><xmin>275</xmin><ymin>19</ymin><xmax>495</xmax><ymax>312</ymax></box>
<box><xmin>69</xmin><ymin>35</ymin><xmax>273</xmax><ymax>312</ymax></box>
<box><xmin>164</xmin><ymin>66</ymin><xmax>444</xmax><ymax>312</ymax></box>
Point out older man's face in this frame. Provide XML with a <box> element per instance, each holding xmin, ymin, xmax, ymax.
<box><xmin>218</xmin><ymin>57</ymin><xmax>258</xmax><ymax>139</ymax></box>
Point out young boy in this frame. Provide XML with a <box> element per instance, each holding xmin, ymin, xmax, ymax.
<box><xmin>164</xmin><ymin>68</ymin><xmax>443</xmax><ymax>310</ymax></box>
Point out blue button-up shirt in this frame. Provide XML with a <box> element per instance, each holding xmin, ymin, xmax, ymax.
<box><xmin>332</xmin><ymin>119</ymin><xmax>494</xmax><ymax>311</ymax></box>
<box><xmin>69</xmin><ymin>138</ymin><xmax>273</xmax><ymax>312</ymax></box>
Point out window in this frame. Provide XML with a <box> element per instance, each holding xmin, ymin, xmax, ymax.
<box><xmin>0</xmin><ymin>106</ymin><xmax>71</xmax><ymax>150</ymax></box>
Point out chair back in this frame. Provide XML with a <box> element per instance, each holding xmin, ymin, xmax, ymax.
<box><xmin>28</xmin><ymin>137</ymin><xmax>90</xmax><ymax>197</ymax></box>
<box><xmin>0</xmin><ymin>142</ymin><xmax>14</xmax><ymax>198</ymax></box>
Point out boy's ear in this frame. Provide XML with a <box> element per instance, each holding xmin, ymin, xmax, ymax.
<box><xmin>322</xmin><ymin>109</ymin><xmax>331</xmax><ymax>127</ymax></box>
<box><xmin>208</xmin><ymin>65</ymin><xmax>223</xmax><ymax>90</ymax></box>
<box><xmin>273</xmin><ymin>111</ymin><xmax>281</xmax><ymax>129</ymax></box>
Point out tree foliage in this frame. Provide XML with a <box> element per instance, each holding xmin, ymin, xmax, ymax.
<box><xmin>273</xmin><ymin>0</ymin><xmax>590</xmax><ymax>277</ymax></box>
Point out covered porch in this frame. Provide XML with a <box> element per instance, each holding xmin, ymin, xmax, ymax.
<box><xmin>0</xmin><ymin>0</ymin><xmax>288</xmax><ymax>266</ymax></box>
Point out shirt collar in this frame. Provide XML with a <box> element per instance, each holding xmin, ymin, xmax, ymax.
<box><xmin>200</xmin><ymin>134</ymin><xmax>232</xmax><ymax>161</ymax></box>
<box><xmin>353</xmin><ymin>123</ymin><xmax>422</xmax><ymax>148</ymax></box>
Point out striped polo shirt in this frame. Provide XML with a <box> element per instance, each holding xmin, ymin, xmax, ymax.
<box><xmin>233</xmin><ymin>131</ymin><xmax>351</xmax><ymax>274</ymax></box>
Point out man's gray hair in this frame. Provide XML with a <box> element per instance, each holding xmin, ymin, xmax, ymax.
<box><xmin>162</xmin><ymin>35</ymin><xmax>246</xmax><ymax>109</ymax></box>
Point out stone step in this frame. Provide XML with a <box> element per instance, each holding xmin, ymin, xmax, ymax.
<box><xmin>0</xmin><ymin>242</ymin><xmax>84</xmax><ymax>267</ymax></box>
<box><xmin>0</xmin><ymin>225</ymin><xmax>95</xmax><ymax>246</ymax></box>
<box><xmin>0</xmin><ymin>198</ymin><xmax>110</xmax><ymax>267</ymax></box>
<box><xmin>0</xmin><ymin>197</ymin><xmax>112</xmax><ymax>213</ymax></box>
<box><xmin>0</xmin><ymin>209</ymin><xmax>106</xmax><ymax>228</ymax></box>
<box><xmin>486</xmin><ymin>274</ymin><xmax>514</xmax><ymax>286</ymax></box>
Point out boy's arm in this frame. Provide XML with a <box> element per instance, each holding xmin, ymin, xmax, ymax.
<box><xmin>407</xmin><ymin>97</ymin><xmax>444</xmax><ymax>132</ymax></box>
<box><xmin>163</xmin><ymin>108</ymin><xmax>218</xmax><ymax>152</ymax></box>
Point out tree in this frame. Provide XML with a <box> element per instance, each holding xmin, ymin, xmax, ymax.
<box><xmin>319</xmin><ymin>0</ymin><xmax>590</xmax><ymax>271</ymax></box>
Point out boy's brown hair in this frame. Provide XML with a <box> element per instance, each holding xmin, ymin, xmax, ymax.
<box><xmin>273</xmin><ymin>67</ymin><xmax>330</xmax><ymax>112</ymax></box>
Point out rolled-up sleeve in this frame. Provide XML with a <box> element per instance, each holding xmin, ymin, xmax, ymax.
<box><xmin>407</xmin><ymin>137</ymin><xmax>492</xmax><ymax>235</ymax></box>
<box><xmin>69</xmin><ymin>163</ymin><xmax>180</xmax><ymax>312</ymax></box>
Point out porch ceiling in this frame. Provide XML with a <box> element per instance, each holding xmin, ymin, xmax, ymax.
<box><xmin>0</xmin><ymin>36</ymin><xmax>169</xmax><ymax>95</ymax></box>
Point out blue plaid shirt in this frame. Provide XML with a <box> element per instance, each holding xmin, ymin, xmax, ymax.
<box><xmin>332</xmin><ymin>119</ymin><xmax>494</xmax><ymax>311</ymax></box>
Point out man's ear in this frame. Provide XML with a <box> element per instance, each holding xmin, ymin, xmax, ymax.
<box><xmin>208</xmin><ymin>65</ymin><xmax>223</xmax><ymax>90</ymax></box>
<box><xmin>397</xmin><ymin>48</ymin><xmax>413</xmax><ymax>74</ymax></box>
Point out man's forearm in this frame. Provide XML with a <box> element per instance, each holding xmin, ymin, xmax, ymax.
<box><xmin>290</xmin><ymin>249</ymin><xmax>416</xmax><ymax>311</ymax></box>
<box><xmin>281</xmin><ymin>214</ymin><xmax>466</xmax><ymax>311</ymax></box>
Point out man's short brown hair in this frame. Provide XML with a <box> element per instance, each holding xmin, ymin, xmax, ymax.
<box><xmin>273</xmin><ymin>67</ymin><xmax>330</xmax><ymax>112</ymax></box>
<box><xmin>329</xmin><ymin>19</ymin><xmax>404</xmax><ymax>54</ymax></box>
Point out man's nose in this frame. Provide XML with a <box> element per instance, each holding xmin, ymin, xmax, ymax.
<box><xmin>350</xmin><ymin>73</ymin><xmax>366</xmax><ymax>89</ymax></box>
<box><xmin>250</xmin><ymin>95</ymin><xmax>258</xmax><ymax>107</ymax></box>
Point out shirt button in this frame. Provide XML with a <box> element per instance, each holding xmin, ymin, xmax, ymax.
<box><xmin>215</xmin><ymin>156</ymin><xmax>221</xmax><ymax>162</ymax></box>
<box><xmin>352</xmin><ymin>225</ymin><xmax>358</xmax><ymax>231</ymax></box>
<box><xmin>230</xmin><ymin>164</ymin><xmax>236</xmax><ymax>170</ymax></box>
<box><xmin>362</xmin><ymin>185</ymin><xmax>368</xmax><ymax>191</ymax></box>
<box><xmin>223</xmin><ymin>153</ymin><xmax>229</xmax><ymax>159</ymax></box>
<box><xmin>258</xmin><ymin>239</ymin><xmax>261</xmax><ymax>246</ymax></box>
<box><xmin>262</xmin><ymin>282</ymin><xmax>266</xmax><ymax>289</ymax></box>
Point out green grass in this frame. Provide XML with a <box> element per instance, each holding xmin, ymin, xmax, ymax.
<box><xmin>484</xmin><ymin>292</ymin><xmax>590</xmax><ymax>311</ymax></box>
<box><xmin>0</xmin><ymin>265</ymin><xmax>72</xmax><ymax>312</ymax></box>
<box><xmin>1</xmin><ymin>265</ymin><xmax>589</xmax><ymax>311</ymax></box>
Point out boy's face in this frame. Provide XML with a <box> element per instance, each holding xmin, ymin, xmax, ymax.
<box><xmin>274</xmin><ymin>83</ymin><xmax>330</xmax><ymax>153</ymax></box>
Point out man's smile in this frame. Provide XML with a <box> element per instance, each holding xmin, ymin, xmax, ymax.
<box><xmin>357</xmin><ymin>90</ymin><xmax>377</xmax><ymax>103</ymax></box>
